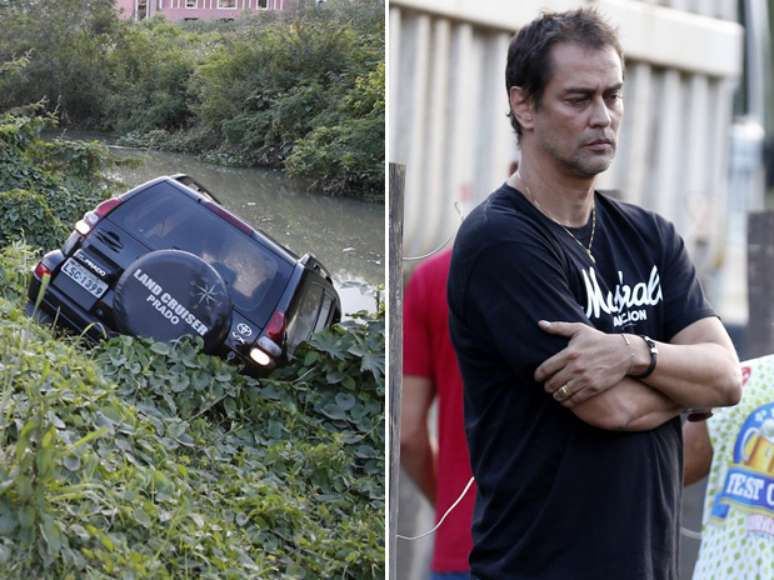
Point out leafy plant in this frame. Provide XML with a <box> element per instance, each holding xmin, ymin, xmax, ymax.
<box><xmin>0</xmin><ymin>111</ymin><xmax>125</xmax><ymax>247</ymax></box>
<box><xmin>0</xmin><ymin>244</ymin><xmax>385</xmax><ymax>578</ymax></box>
<box><xmin>0</xmin><ymin>189</ymin><xmax>66</xmax><ymax>249</ymax></box>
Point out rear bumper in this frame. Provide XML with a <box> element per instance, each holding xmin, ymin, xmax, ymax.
<box><xmin>27</xmin><ymin>274</ymin><xmax>114</xmax><ymax>342</ymax></box>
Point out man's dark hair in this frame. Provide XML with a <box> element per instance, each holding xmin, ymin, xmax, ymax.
<box><xmin>506</xmin><ymin>9</ymin><xmax>624</xmax><ymax>138</ymax></box>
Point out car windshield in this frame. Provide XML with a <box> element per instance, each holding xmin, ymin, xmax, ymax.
<box><xmin>108</xmin><ymin>182</ymin><xmax>293</xmax><ymax>326</ymax></box>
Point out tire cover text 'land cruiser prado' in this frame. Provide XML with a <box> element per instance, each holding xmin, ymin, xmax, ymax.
<box><xmin>114</xmin><ymin>250</ymin><xmax>231</xmax><ymax>352</ymax></box>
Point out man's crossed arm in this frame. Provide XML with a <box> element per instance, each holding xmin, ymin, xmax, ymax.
<box><xmin>532</xmin><ymin>317</ymin><xmax>741</xmax><ymax>431</ymax></box>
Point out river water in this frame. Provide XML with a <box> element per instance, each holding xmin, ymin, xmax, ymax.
<box><xmin>106</xmin><ymin>147</ymin><xmax>384</xmax><ymax>315</ymax></box>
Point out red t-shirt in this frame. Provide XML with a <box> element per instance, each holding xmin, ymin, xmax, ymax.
<box><xmin>403</xmin><ymin>249</ymin><xmax>475</xmax><ymax>573</ymax></box>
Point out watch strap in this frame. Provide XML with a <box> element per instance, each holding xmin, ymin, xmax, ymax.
<box><xmin>631</xmin><ymin>334</ymin><xmax>658</xmax><ymax>379</ymax></box>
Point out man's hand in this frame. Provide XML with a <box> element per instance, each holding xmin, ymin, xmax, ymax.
<box><xmin>683</xmin><ymin>419</ymin><xmax>713</xmax><ymax>485</ymax></box>
<box><xmin>399</xmin><ymin>375</ymin><xmax>437</xmax><ymax>504</ymax></box>
<box><xmin>534</xmin><ymin>320</ymin><xmax>631</xmax><ymax>407</ymax></box>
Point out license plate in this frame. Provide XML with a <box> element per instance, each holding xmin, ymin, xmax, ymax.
<box><xmin>61</xmin><ymin>258</ymin><xmax>108</xmax><ymax>298</ymax></box>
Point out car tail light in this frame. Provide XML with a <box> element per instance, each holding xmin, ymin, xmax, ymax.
<box><xmin>74</xmin><ymin>197</ymin><xmax>123</xmax><ymax>237</ymax></box>
<box><xmin>203</xmin><ymin>201</ymin><xmax>253</xmax><ymax>236</ymax></box>
<box><xmin>257</xmin><ymin>336</ymin><xmax>281</xmax><ymax>357</ymax></box>
<box><xmin>94</xmin><ymin>197</ymin><xmax>123</xmax><ymax>218</ymax></box>
<box><xmin>265</xmin><ymin>311</ymin><xmax>286</xmax><ymax>344</ymax></box>
<box><xmin>34</xmin><ymin>261</ymin><xmax>52</xmax><ymax>279</ymax></box>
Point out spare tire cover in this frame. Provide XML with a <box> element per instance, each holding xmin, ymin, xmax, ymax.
<box><xmin>114</xmin><ymin>249</ymin><xmax>231</xmax><ymax>352</ymax></box>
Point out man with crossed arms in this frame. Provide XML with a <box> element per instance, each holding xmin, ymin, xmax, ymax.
<box><xmin>448</xmin><ymin>9</ymin><xmax>741</xmax><ymax>579</ymax></box>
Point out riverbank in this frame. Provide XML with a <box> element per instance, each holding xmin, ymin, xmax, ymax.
<box><xmin>0</xmin><ymin>1</ymin><xmax>384</xmax><ymax>200</ymax></box>
<box><xmin>62</xmin><ymin>130</ymin><xmax>385</xmax><ymax>204</ymax></box>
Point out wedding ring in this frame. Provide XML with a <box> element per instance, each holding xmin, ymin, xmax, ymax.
<box><xmin>556</xmin><ymin>384</ymin><xmax>572</xmax><ymax>400</ymax></box>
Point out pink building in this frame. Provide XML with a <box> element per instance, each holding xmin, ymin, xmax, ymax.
<box><xmin>115</xmin><ymin>0</ymin><xmax>294</xmax><ymax>23</ymax></box>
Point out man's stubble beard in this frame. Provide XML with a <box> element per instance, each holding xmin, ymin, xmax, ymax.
<box><xmin>540</xmin><ymin>136</ymin><xmax>617</xmax><ymax>178</ymax></box>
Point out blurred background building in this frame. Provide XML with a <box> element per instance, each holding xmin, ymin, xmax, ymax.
<box><xmin>115</xmin><ymin>0</ymin><xmax>294</xmax><ymax>22</ymax></box>
<box><xmin>390</xmin><ymin>0</ymin><xmax>771</xmax><ymax>578</ymax></box>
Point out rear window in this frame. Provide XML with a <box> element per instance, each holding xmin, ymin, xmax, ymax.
<box><xmin>286</xmin><ymin>282</ymin><xmax>324</xmax><ymax>353</ymax></box>
<box><xmin>108</xmin><ymin>182</ymin><xmax>293</xmax><ymax>325</ymax></box>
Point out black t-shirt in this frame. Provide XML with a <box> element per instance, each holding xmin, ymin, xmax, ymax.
<box><xmin>447</xmin><ymin>183</ymin><xmax>716</xmax><ymax>580</ymax></box>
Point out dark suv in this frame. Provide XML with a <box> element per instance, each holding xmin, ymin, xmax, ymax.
<box><xmin>27</xmin><ymin>175</ymin><xmax>341</xmax><ymax>373</ymax></box>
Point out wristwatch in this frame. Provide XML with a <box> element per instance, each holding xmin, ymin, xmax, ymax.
<box><xmin>631</xmin><ymin>335</ymin><xmax>658</xmax><ymax>379</ymax></box>
<box><xmin>686</xmin><ymin>408</ymin><xmax>714</xmax><ymax>421</ymax></box>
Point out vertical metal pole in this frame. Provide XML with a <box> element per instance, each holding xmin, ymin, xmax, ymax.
<box><xmin>388</xmin><ymin>163</ymin><xmax>405</xmax><ymax>580</ymax></box>
<box><xmin>746</xmin><ymin>211</ymin><xmax>774</xmax><ymax>357</ymax></box>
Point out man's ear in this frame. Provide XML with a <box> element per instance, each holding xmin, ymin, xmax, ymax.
<box><xmin>509</xmin><ymin>86</ymin><xmax>535</xmax><ymax>131</ymax></box>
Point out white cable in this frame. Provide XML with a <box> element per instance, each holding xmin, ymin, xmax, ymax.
<box><xmin>402</xmin><ymin>202</ymin><xmax>465</xmax><ymax>262</ymax></box>
<box><xmin>395</xmin><ymin>478</ymin><xmax>701</xmax><ymax>543</ymax></box>
<box><xmin>680</xmin><ymin>526</ymin><xmax>702</xmax><ymax>540</ymax></box>
<box><xmin>396</xmin><ymin>476</ymin><xmax>476</xmax><ymax>541</ymax></box>
<box><xmin>402</xmin><ymin>232</ymin><xmax>455</xmax><ymax>263</ymax></box>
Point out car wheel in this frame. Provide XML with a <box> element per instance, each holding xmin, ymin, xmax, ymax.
<box><xmin>113</xmin><ymin>249</ymin><xmax>232</xmax><ymax>353</ymax></box>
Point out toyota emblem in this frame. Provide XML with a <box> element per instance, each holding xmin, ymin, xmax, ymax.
<box><xmin>236</xmin><ymin>322</ymin><xmax>253</xmax><ymax>337</ymax></box>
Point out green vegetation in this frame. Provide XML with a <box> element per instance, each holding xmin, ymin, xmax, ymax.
<box><xmin>0</xmin><ymin>189</ymin><xmax>66</xmax><ymax>250</ymax></box>
<box><xmin>0</xmin><ymin>0</ymin><xmax>384</xmax><ymax>199</ymax></box>
<box><xmin>0</xmin><ymin>110</ymin><xmax>119</xmax><ymax>229</ymax></box>
<box><xmin>0</xmin><ymin>243</ymin><xmax>385</xmax><ymax>577</ymax></box>
<box><xmin>0</xmin><ymin>113</ymin><xmax>385</xmax><ymax>576</ymax></box>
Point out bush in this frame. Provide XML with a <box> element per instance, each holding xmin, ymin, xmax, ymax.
<box><xmin>0</xmin><ymin>0</ymin><xmax>121</xmax><ymax>126</ymax></box>
<box><xmin>288</xmin><ymin>113</ymin><xmax>384</xmax><ymax>193</ymax></box>
<box><xmin>105</xmin><ymin>18</ymin><xmax>202</xmax><ymax>134</ymax></box>
<box><xmin>0</xmin><ymin>189</ymin><xmax>66</xmax><ymax>250</ymax></box>
<box><xmin>287</xmin><ymin>62</ymin><xmax>384</xmax><ymax>195</ymax></box>
<box><xmin>0</xmin><ymin>0</ymin><xmax>384</xmax><ymax>198</ymax></box>
<box><xmin>0</xmin><ymin>112</ymin><xmax>120</xmax><ymax>233</ymax></box>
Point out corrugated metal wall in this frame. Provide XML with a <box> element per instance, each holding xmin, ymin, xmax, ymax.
<box><xmin>389</xmin><ymin>0</ymin><xmax>744</xmax><ymax>289</ymax></box>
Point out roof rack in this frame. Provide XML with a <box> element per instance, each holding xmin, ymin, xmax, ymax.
<box><xmin>300</xmin><ymin>253</ymin><xmax>333</xmax><ymax>280</ymax></box>
<box><xmin>170</xmin><ymin>173</ymin><xmax>222</xmax><ymax>205</ymax></box>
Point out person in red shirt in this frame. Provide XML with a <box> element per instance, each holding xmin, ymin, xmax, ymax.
<box><xmin>401</xmin><ymin>248</ymin><xmax>475</xmax><ymax>579</ymax></box>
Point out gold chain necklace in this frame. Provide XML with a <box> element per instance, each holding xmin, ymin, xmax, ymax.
<box><xmin>521</xmin><ymin>181</ymin><xmax>597</xmax><ymax>265</ymax></box>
